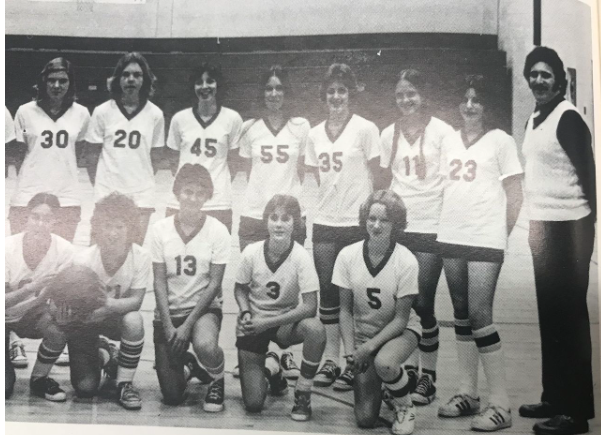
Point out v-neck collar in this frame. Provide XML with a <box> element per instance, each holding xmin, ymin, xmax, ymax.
<box><xmin>460</xmin><ymin>129</ymin><xmax>488</xmax><ymax>149</ymax></box>
<box><xmin>262</xmin><ymin>117</ymin><xmax>288</xmax><ymax>137</ymax></box>
<box><xmin>100</xmin><ymin>247</ymin><xmax>130</xmax><ymax>278</ymax></box>
<box><xmin>264</xmin><ymin>240</ymin><xmax>294</xmax><ymax>273</ymax></box>
<box><xmin>363</xmin><ymin>240</ymin><xmax>396</xmax><ymax>278</ymax></box>
<box><xmin>174</xmin><ymin>213</ymin><xmax>206</xmax><ymax>245</ymax></box>
<box><xmin>38</xmin><ymin>101</ymin><xmax>69</xmax><ymax>122</ymax></box>
<box><xmin>400</xmin><ymin>115</ymin><xmax>431</xmax><ymax>145</ymax></box>
<box><xmin>533</xmin><ymin>94</ymin><xmax>564</xmax><ymax>129</ymax></box>
<box><xmin>22</xmin><ymin>233</ymin><xmax>52</xmax><ymax>272</ymax></box>
<box><xmin>193</xmin><ymin>105</ymin><xmax>221</xmax><ymax>129</ymax></box>
<box><xmin>325</xmin><ymin>113</ymin><xmax>353</xmax><ymax>143</ymax></box>
<box><xmin>117</xmin><ymin>98</ymin><xmax>147</xmax><ymax>121</ymax></box>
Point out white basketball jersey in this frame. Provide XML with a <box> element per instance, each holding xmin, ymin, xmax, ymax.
<box><xmin>74</xmin><ymin>244</ymin><xmax>151</xmax><ymax>300</ymax></box>
<box><xmin>332</xmin><ymin>241</ymin><xmax>419</xmax><ymax>344</ymax></box>
<box><xmin>5</xmin><ymin>233</ymin><xmax>74</xmax><ymax>323</ymax></box>
<box><xmin>12</xmin><ymin>101</ymin><xmax>90</xmax><ymax>207</ymax></box>
<box><xmin>437</xmin><ymin>129</ymin><xmax>523</xmax><ymax>250</ymax></box>
<box><xmin>380</xmin><ymin>117</ymin><xmax>454</xmax><ymax>234</ymax></box>
<box><xmin>236</xmin><ymin>240</ymin><xmax>319</xmax><ymax>319</ymax></box>
<box><xmin>240</xmin><ymin>117</ymin><xmax>310</xmax><ymax>219</ymax></box>
<box><xmin>150</xmin><ymin>215</ymin><xmax>231</xmax><ymax>318</ymax></box>
<box><xmin>305</xmin><ymin>114</ymin><xmax>380</xmax><ymax>226</ymax></box>
<box><xmin>86</xmin><ymin>100</ymin><xmax>165</xmax><ymax>208</ymax></box>
<box><xmin>166</xmin><ymin>106</ymin><xmax>242</xmax><ymax>211</ymax></box>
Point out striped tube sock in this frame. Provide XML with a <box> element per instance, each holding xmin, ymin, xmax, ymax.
<box><xmin>383</xmin><ymin>367</ymin><xmax>412</xmax><ymax>407</ymax></box>
<box><xmin>296</xmin><ymin>358</ymin><xmax>320</xmax><ymax>392</ymax></box>
<box><xmin>320</xmin><ymin>305</ymin><xmax>341</xmax><ymax>364</ymax></box>
<box><xmin>116</xmin><ymin>338</ymin><xmax>144</xmax><ymax>384</ymax></box>
<box><xmin>31</xmin><ymin>340</ymin><xmax>64</xmax><ymax>379</ymax></box>
<box><xmin>455</xmin><ymin>318</ymin><xmax>479</xmax><ymax>398</ymax></box>
<box><xmin>473</xmin><ymin>325</ymin><xmax>510</xmax><ymax>409</ymax></box>
<box><xmin>204</xmin><ymin>356</ymin><xmax>226</xmax><ymax>382</ymax></box>
<box><xmin>419</xmin><ymin>320</ymin><xmax>439</xmax><ymax>379</ymax></box>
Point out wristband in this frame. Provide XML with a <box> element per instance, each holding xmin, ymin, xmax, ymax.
<box><xmin>239</xmin><ymin>310</ymin><xmax>251</xmax><ymax>319</ymax></box>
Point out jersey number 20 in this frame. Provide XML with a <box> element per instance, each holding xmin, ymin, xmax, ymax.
<box><xmin>114</xmin><ymin>130</ymin><xmax>141</xmax><ymax>149</ymax></box>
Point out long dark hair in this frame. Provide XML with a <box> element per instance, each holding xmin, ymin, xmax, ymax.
<box><xmin>108</xmin><ymin>52</ymin><xmax>156</xmax><ymax>102</ymax></box>
<box><xmin>36</xmin><ymin>57</ymin><xmax>76</xmax><ymax>110</ymax></box>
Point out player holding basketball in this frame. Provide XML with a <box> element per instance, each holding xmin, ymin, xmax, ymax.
<box><xmin>436</xmin><ymin>75</ymin><xmax>523</xmax><ymax>431</ymax></box>
<box><xmin>5</xmin><ymin>193</ymin><xmax>73</xmax><ymax>401</ymax></box>
<box><xmin>85</xmin><ymin>52</ymin><xmax>165</xmax><ymax>245</ymax></box>
<box><xmin>335</xmin><ymin>190</ymin><xmax>421</xmax><ymax>435</ymax></box>
<box><xmin>380</xmin><ymin>69</ymin><xmax>454</xmax><ymax>406</ymax></box>
<box><xmin>151</xmin><ymin>164</ymin><xmax>230</xmax><ymax>411</ymax></box>
<box><xmin>234</xmin><ymin>194</ymin><xmax>325</xmax><ymax>421</ymax></box>
<box><xmin>66</xmin><ymin>193</ymin><xmax>150</xmax><ymax>410</ymax></box>
<box><xmin>165</xmin><ymin>63</ymin><xmax>243</xmax><ymax>233</ymax></box>
<box><xmin>305</xmin><ymin>63</ymin><xmax>382</xmax><ymax>391</ymax></box>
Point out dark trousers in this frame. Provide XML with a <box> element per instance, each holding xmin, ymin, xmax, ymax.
<box><xmin>528</xmin><ymin>213</ymin><xmax>595</xmax><ymax>421</ymax></box>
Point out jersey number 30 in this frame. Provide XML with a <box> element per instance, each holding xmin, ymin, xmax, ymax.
<box><xmin>41</xmin><ymin>130</ymin><xmax>69</xmax><ymax>148</ymax></box>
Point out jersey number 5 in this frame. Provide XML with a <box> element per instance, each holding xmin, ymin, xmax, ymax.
<box><xmin>191</xmin><ymin>138</ymin><xmax>217</xmax><ymax>157</ymax></box>
<box><xmin>175</xmin><ymin>255</ymin><xmax>197</xmax><ymax>276</ymax></box>
<box><xmin>366</xmin><ymin>288</ymin><xmax>381</xmax><ymax>309</ymax></box>
<box><xmin>266</xmin><ymin>281</ymin><xmax>280</xmax><ymax>300</ymax></box>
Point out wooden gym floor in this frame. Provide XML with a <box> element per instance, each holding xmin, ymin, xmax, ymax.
<box><xmin>4</xmin><ymin>166</ymin><xmax>600</xmax><ymax>435</ymax></box>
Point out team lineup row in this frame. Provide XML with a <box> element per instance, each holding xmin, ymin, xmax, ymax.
<box><xmin>5</xmin><ymin>45</ymin><xmax>596</xmax><ymax>435</ymax></box>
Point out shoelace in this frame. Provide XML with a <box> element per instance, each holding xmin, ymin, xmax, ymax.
<box><xmin>44</xmin><ymin>377</ymin><xmax>61</xmax><ymax>393</ymax></box>
<box><xmin>319</xmin><ymin>362</ymin><xmax>337</xmax><ymax>376</ymax></box>
<box><xmin>414</xmin><ymin>376</ymin><xmax>431</xmax><ymax>395</ymax></box>
<box><xmin>207</xmin><ymin>382</ymin><xmax>223</xmax><ymax>401</ymax></box>
<box><xmin>10</xmin><ymin>344</ymin><xmax>25</xmax><ymax>360</ymax></box>
<box><xmin>294</xmin><ymin>393</ymin><xmax>311</xmax><ymax>408</ymax></box>
<box><xmin>282</xmin><ymin>354</ymin><xmax>298</xmax><ymax>370</ymax></box>
<box><xmin>480</xmin><ymin>406</ymin><xmax>507</xmax><ymax>425</ymax></box>
<box><xmin>396</xmin><ymin>405</ymin><xmax>409</xmax><ymax>422</ymax></box>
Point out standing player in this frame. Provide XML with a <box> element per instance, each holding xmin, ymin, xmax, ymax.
<box><xmin>151</xmin><ymin>164</ymin><xmax>230</xmax><ymax>411</ymax></box>
<box><xmin>5</xmin><ymin>106</ymin><xmax>19</xmax><ymax>177</ymax></box>
<box><xmin>380</xmin><ymin>69</ymin><xmax>454</xmax><ymax>405</ymax></box>
<box><xmin>5</xmin><ymin>193</ymin><xmax>73</xmax><ymax>401</ymax></box>
<box><xmin>165</xmin><ymin>63</ymin><xmax>243</xmax><ymax>233</ymax></box>
<box><xmin>436</xmin><ymin>76</ymin><xmax>523</xmax><ymax>431</ymax></box>
<box><xmin>335</xmin><ymin>190</ymin><xmax>421</xmax><ymax>435</ymax></box>
<box><xmin>67</xmin><ymin>193</ymin><xmax>150</xmax><ymax>410</ymax></box>
<box><xmin>235</xmin><ymin>194</ymin><xmax>325</xmax><ymax>421</ymax></box>
<box><xmin>85</xmin><ymin>52</ymin><xmax>165</xmax><ymax>245</ymax></box>
<box><xmin>305</xmin><ymin>63</ymin><xmax>382</xmax><ymax>390</ymax></box>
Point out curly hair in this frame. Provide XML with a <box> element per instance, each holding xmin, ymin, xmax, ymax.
<box><xmin>109</xmin><ymin>52</ymin><xmax>156</xmax><ymax>101</ymax></box>
<box><xmin>359</xmin><ymin>190</ymin><xmax>407</xmax><ymax>240</ymax></box>
<box><xmin>90</xmin><ymin>192</ymin><xmax>141</xmax><ymax>248</ymax></box>
<box><xmin>523</xmin><ymin>46</ymin><xmax>567</xmax><ymax>96</ymax></box>
<box><xmin>320</xmin><ymin>63</ymin><xmax>359</xmax><ymax>102</ymax></box>
<box><xmin>172</xmin><ymin>163</ymin><xmax>214</xmax><ymax>199</ymax></box>
<box><xmin>263</xmin><ymin>194</ymin><xmax>303</xmax><ymax>242</ymax></box>
<box><xmin>36</xmin><ymin>57</ymin><xmax>76</xmax><ymax>110</ymax></box>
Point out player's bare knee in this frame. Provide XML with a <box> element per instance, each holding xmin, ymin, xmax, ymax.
<box><xmin>355</xmin><ymin>411</ymin><xmax>377</xmax><ymax>429</ymax></box>
<box><xmin>244</xmin><ymin>397</ymin><xmax>264</xmax><ymax>414</ymax></box>
<box><xmin>121</xmin><ymin>311</ymin><xmax>144</xmax><ymax>336</ymax></box>
<box><xmin>162</xmin><ymin>389</ymin><xmax>186</xmax><ymax>406</ymax></box>
<box><xmin>193</xmin><ymin>336</ymin><xmax>219</xmax><ymax>359</ymax></box>
<box><xmin>300</xmin><ymin>318</ymin><xmax>325</xmax><ymax>343</ymax></box>
<box><xmin>73</xmin><ymin>378</ymin><xmax>98</xmax><ymax>398</ymax></box>
<box><xmin>374</xmin><ymin>352</ymin><xmax>396</xmax><ymax>381</ymax></box>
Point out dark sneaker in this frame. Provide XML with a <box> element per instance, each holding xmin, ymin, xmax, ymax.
<box><xmin>411</xmin><ymin>374</ymin><xmax>436</xmax><ymax>405</ymax></box>
<box><xmin>313</xmin><ymin>360</ymin><xmax>340</xmax><ymax>387</ymax></box>
<box><xmin>290</xmin><ymin>390</ymin><xmax>312</xmax><ymax>421</ymax></box>
<box><xmin>533</xmin><ymin>415</ymin><xmax>589</xmax><ymax>435</ymax></box>
<box><xmin>519</xmin><ymin>402</ymin><xmax>556</xmax><ymax>419</ymax></box>
<box><xmin>383</xmin><ymin>387</ymin><xmax>395</xmax><ymax>410</ymax></box>
<box><xmin>30</xmin><ymin>376</ymin><xmax>67</xmax><ymax>402</ymax></box>
<box><xmin>281</xmin><ymin>352</ymin><xmax>301</xmax><ymax>380</ymax></box>
<box><xmin>266</xmin><ymin>351</ymin><xmax>288</xmax><ymax>396</ymax></box>
<box><xmin>183</xmin><ymin>352</ymin><xmax>213</xmax><ymax>385</ymax></box>
<box><xmin>98</xmin><ymin>336</ymin><xmax>118</xmax><ymax>379</ymax></box>
<box><xmin>406</xmin><ymin>368</ymin><xmax>418</xmax><ymax>394</ymax></box>
<box><xmin>203</xmin><ymin>378</ymin><xmax>225</xmax><ymax>412</ymax></box>
<box><xmin>333</xmin><ymin>363</ymin><xmax>354</xmax><ymax>391</ymax></box>
<box><xmin>117</xmin><ymin>382</ymin><xmax>142</xmax><ymax>410</ymax></box>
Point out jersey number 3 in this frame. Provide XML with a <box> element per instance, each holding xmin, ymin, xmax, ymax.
<box><xmin>266</xmin><ymin>281</ymin><xmax>280</xmax><ymax>300</ymax></box>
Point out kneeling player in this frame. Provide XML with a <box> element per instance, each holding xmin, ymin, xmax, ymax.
<box><xmin>235</xmin><ymin>194</ymin><xmax>325</xmax><ymax>421</ymax></box>
<box><xmin>335</xmin><ymin>191</ymin><xmax>421</xmax><ymax>435</ymax></box>
<box><xmin>5</xmin><ymin>193</ymin><xmax>73</xmax><ymax>401</ymax></box>
<box><xmin>67</xmin><ymin>193</ymin><xmax>150</xmax><ymax>410</ymax></box>
<box><xmin>151</xmin><ymin>164</ymin><xmax>230</xmax><ymax>411</ymax></box>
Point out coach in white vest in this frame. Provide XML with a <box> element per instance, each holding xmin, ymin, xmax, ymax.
<box><xmin>519</xmin><ymin>46</ymin><xmax>596</xmax><ymax>435</ymax></box>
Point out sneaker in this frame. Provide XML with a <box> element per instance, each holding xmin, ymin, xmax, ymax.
<box><xmin>290</xmin><ymin>390</ymin><xmax>312</xmax><ymax>421</ymax></box>
<box><xmin>392</xmin><ymin>404</ymin><xmax>416</xmax><ymax>435</ymax></box>
<box><xmin>203</xmin><ymin>378</ymin><xmax>225</xmax><ymax>412</ymax></box>
<box><xmin>55</xmin><ymin>348</ymin><xmax>70</xmax><ymax>367</ymax></box>
<box><xmin>266</xmin><ymin>351</ymin><xmax>288</xmax><ymax>396</ymax></box>
<box><xmin>383</xmin><ymin>387</ymin><xmax>395</xmax><ymax>410</ymax></box>
<box><xmin>183</xmin><ymin>352</ymin><xmax>213</xmax><ymax>385</ymax></box>
<box><xmin>438</xmin><ymin>394</ymin><xmax>481</xmax><ymax>417</ymax></box>
<box><xmin>232</xmin><ymin>364</ymin><xmax>240</xmax><ymax>378</ymax></box>
<box><xmin>333</xmin><ymin>363</ymin><xmax>354</xmax><ymax>391</ymax></box>
<box><xmin>411</xmin><ymin>374</ymin><xmax>436</xmax><ymax>406</ymax></box>
<box><xmin>471</xmin><ymin>405</ymin><xmax>512</xmax><ymax>432</ymax></box>
<box><xmin>406</xmin><ymin>368</ymin><xmax>418</xmax><ymax>393</ymax></box>
<box><xmin>98</xmin><ymin>337</ymin><xmax>118</xmax><ymax>379</ymax></box>
<box><xmin>117</xmin><ymin>382</ymin><xmax>142</xmax><ymax>410</ymax></box>
<box><xmin>10</xmin><ymin>342</ymin><xmax>28</xmax><ymax>369</ymax></box>
<box><xmin>533</xmin><ymin>415</ymin><xmax>589</xmax><ymax>435</ymax></box>
<box><xmin>30</xmin><ymin>376</ymin><xmax>67</xmax><ymax>402</ymax></box>
<box><xmin>281</xmin><ymin>352</ymin><xmax>301</xmax><ymax>380</ymax></box>
<box><xmin>313</xmin><ymin>360</ymin><xmax>341</xmax><ymax>387</ymax></box>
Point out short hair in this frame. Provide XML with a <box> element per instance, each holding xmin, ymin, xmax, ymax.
<box><xmin>461</xmin><ymin>74</ymin><xmax>492</xmax><ymax>108</ymax></box>
<box><xmin>320</xmin><ymin>63</ymin><xmax>358</xmax><ymax>102</ymax></box>
<box><xmin>189</xmin><ymin>62</ymin><xmax>225</xmax><ymax>103</ymax></box>
<box><xmin>27</xmin><ymin>193</ymin><xmax>61</xmax><ymax>211</ymax></box>
<box><xmin>359</xmin><ymin>190</ymin><xmax>407</xmax><ymax>239</ymax></box>
<box><xmin>90</xmin><ymin>192</ymin><xmax>141</xmax><ymax>248</ymax></box>
<box><xmin>109</xmin><ymin>52</ymin><xmax>156</xmax><ymax>101</ymax></box>
<box><xmin>36</xmin><ymin>57</ymin><xmax>76</xmax><ymax>109</ymax></box>
<box><xmin>262</xmin><ymin>194</ymin><xmax>303</xmax><ymax>241</ymax></box>
<box><xmin>397</xmin><ymin>69</ymin><xmax>432</xmax><ymax>100</ymax></box>
<box><xmin>172</xmin><ymin>163</ymin><xmax>214</xmax><ymax>199</ymax></box>
<box><xmin>258</xmin><ymin>65</ymin><xmax>291</xmax><ymax>102</ymax></box>
<box><xmin>523</xmin><ymin>46</ymin><xmax>567</xmax><ymax>96</ymax></box>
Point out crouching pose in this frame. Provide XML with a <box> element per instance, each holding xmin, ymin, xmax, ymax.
<box><xmin>235</xmin><ymin>194</ymin><xmax>326</xmax><ymax>421</ymax></box>
<box><xmin>335</xmin><ymin>191</ymin><xmax>421</xmax><ymax>435</ymax></box>
<box><xmin>67</xmin><ymin>193</ymin><xmax>150</xmax><ymax>410</ymax></box>
<box><xmin>151</xmin><ymin>163</ymin><xmax>230</xmax><ymax>411</ymax></box>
